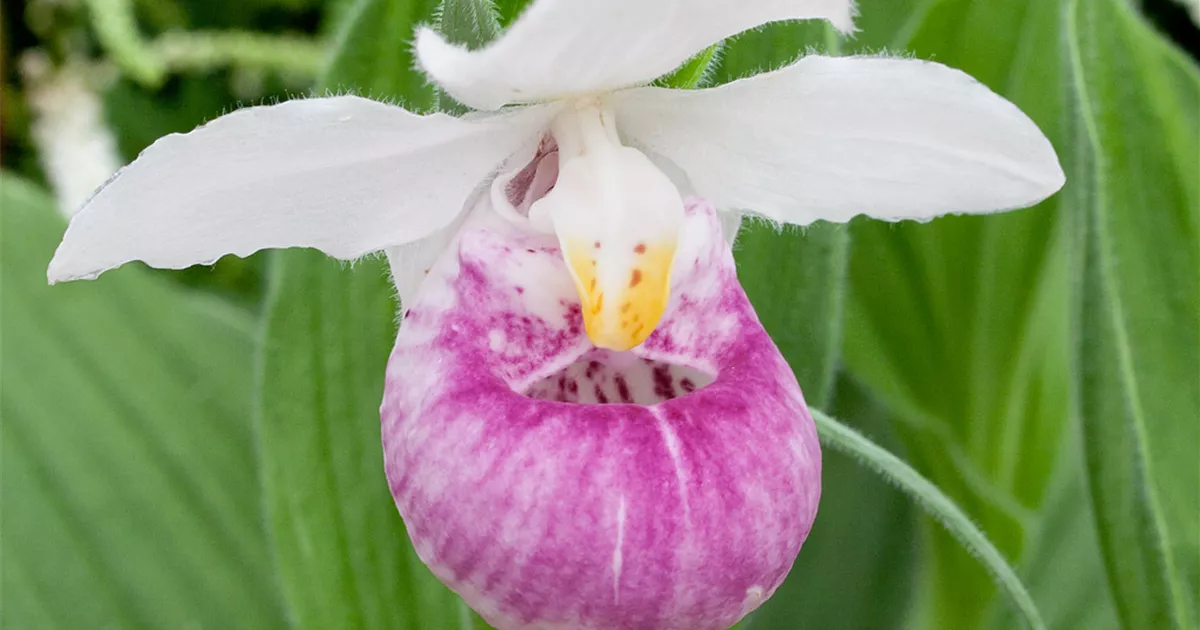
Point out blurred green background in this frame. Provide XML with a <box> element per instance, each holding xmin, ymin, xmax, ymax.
<box><xmin>2</xmin><ymin>0</ymin><xmax>1197</xmax><ymax>628</ymax></box>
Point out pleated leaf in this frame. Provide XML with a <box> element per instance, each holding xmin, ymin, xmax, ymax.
<box><xmin>1065</xmin><ymin>0</ymin><xmax>1200</xmax><ymax>626</ymax></box>
<box><xmin>1</xmin><ymin>175</ymin><xmax>288</xmax><ymax>629</ymax></box>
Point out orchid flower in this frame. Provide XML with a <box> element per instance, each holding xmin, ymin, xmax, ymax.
<box><xmin>47</xmin><ymin>0</ymin><xmax>1064</xmax><ymax>628</ymax></box>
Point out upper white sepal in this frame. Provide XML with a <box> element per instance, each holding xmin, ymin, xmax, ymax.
<box><xmin>416</xmin><ymin>0</ymin><xmax>857</xmax><ymax>110</ymax></box>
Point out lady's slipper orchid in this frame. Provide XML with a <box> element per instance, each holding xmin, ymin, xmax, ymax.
<box><xmin>47</xmin><ymin>0</ymin><xmax>1064</xmax><ymax>628</ymax></box>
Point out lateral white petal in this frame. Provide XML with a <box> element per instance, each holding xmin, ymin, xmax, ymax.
<box><xmin>386</xmin><ymin>208</ymin><xmax>471</xmax><ymax>309</ymax></box>
<box><xmin>612</xmin><ymin>55</ymin><xmax>1065</xmax><ymax>225</ymax></box>
<box><xmin>415</xmin><ymin>0</ymin><xmax>855</xmax><ymax>111</ymax></box>
<box><xmin>48</xmin><ymin>97</ymin><xmax>555</xmax><ymax>283</ymax></box>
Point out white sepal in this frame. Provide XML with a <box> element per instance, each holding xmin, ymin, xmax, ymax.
<box><xmin>416</xmin><ymin>0</ymin><xmax>856</xmax><ymax>111</ymax></box>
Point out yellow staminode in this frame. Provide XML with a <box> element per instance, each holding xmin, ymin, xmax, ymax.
<box><xmin>528</xmin><ymin>97</ymin><xmax>685</xmax><ymax>350</ymax></box>
<box><xmin>565</xmin><ymin>237</ymin><xmax>676</xmax><ymax>351</ymax></box>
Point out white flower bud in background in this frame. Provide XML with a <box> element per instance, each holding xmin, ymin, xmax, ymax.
<box><xmin>22</xmin><ymin>53</ymin><xmax>121</xmax><ymax>219</ymax></box>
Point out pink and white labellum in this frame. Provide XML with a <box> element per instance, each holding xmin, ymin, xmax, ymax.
<box><xmin>45</xmin><ymin>0</ymin><xmax>1064</xmax><ymax>628</ymax></box>
<box><xmin>384</xmin><ymin>196</ymin><xmax>819</xmax><ymax>630</ymax></box>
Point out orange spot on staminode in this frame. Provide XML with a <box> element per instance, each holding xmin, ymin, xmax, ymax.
<box><xmin>631</xmin><ymin>323</ymin><xmax>645</xmax><ymax>338</ymax></box>
<box><xmin>589</xmin><ymin>277</ymin><xmax>596</xmax><ymax>292</ymax></box>
<box><xmin>594</xmin><ymin>241</ymin><xmax>602</xmax><ymax>249</ymax></box>
<box><xmin>630</xmin><ymin>269</ymin><xmax>642</xmax><ymax>288</ymax></box>
<box><xmin>591</xmin><ymin>293</ymin><xmax>604</xmax><ymax>315</ymax></box>
<box><xmin>621</xmin><ymin>302</ymin><xmax>631</xmax><ymax>313</ymax></box>
<box><xmin>634</xmin><ymin>243</ymin><xmax>646</xmax><ymax>254</ymax></box>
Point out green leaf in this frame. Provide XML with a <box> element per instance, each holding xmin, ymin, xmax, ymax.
<box><xmin>1064</xmin><ymin>0</ymin><xmax>1200</xmax><ymax>627</ymax></box>
<box><xmin>0</xmin><ymin>175</ymin><xmax>287</xmax><ymax>629</ymax></box>
<box><xmin>433</xmin><ymin>0</ymin><xmax>502</xmax><ymax>113</ymax></box>
<box><xmin>492</xmin><ymin>0</ymin><xmax>529</xmax><ymax>26</ymax></box>
<box><xmin>712</xmin><ymin>19</ymin><xmax>838</xmax><ymax>80</ymax></box>
<box><xmin>322</xmin><ymin>0</ymin><xmax>440</xmax><ymax>106</ymax></box>
<box><xmin>437</xmin><ymin>0</ymin><xmax>500</xmax><ymax>48</ymax></box>
<box><xmin>839</xmin><ymin>1</ymin><xmax>1077</xmax><ymax>626</ymax></box>
<box><xmin>656</xmin><ymin>44</ymin><xmax>722</xmax><ymax>90</ymax></box>
<box><xmin>258</xmin><ymin>251</ymin><xmax>476</xmax><ymax>630</ymax></box>
<box><xmin>255</xmin><ymin>0</ymin><xmax>486</xmax><ymax>627</ymax></box>
<box><xmin>988</xmin><ymin>427</ymin><xmax>1119</xmax><ymax>630</ymax></box>
<box><xmin>812</xmin><ymin>408</ymin><xmax>1046</xmax><ymax>630</ymax></box>
<box><xmin>736</xmin><ymin>222</ymin><xmax>849</xmax><ymax>409</ymax></box>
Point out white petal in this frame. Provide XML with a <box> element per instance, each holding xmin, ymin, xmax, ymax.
<box><xmin>386</xmin><ymin>206</ymin><xmax>472</xmax><ymax>309</ymax></box>
<box><xmin>48</xmin><ymin>97</ymin><xmax>556</xmax><ymax>283</ymax></box>
<box><xmin>612</xmin><ymin>55</ymin><xmax>1066</xmax><ymax>225</ymax></box>
<box><xmin>719</xmin><ymin>211</ymin><xmax>743</xmax><ymax>244</ymax></box>
<box><xmin>415</xmin><ymin>0</ymin><xmax>855</xmax><ymax>111</ymax></box>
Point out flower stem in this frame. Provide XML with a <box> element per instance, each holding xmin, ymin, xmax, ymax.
<box><xmin>83</xmin><ymin>0</ymin><xmax>165</xmax><ymax>85</ymax></box>
<box><xmin>83</xmin><ymin>0</ymin><xmax>325</xmax><ymax>85</ymax></box>
<box><xmin>151</xmin><ymin>31</ymin><xmax>326</xmax><ymax>77</ymax></box>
